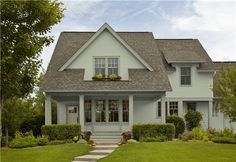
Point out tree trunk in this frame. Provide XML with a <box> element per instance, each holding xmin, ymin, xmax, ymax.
<box><xmin>0</xmin><ymin>96</ymin><xmax>4</xmax><ymax>137</ymax></box>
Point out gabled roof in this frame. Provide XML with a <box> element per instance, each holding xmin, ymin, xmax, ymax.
<box><xmin>41</xmin><ymin>24</ymin><xmax>171</xmax><ymax>92</ymax></box>
<box><xmin>156</xmin><ymin>39</ymin><xmax>214</xmax><ymax>71</ymax></box>
<box><xmin>59</xmin><ymin>23</ymin><xmax>154</xmax><ymax>71</ymax></box>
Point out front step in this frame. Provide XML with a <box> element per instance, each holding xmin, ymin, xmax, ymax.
<box><xmin>91</xmin><ymin>131</ymin><xmax>122</xmax><ymax>143</ymax></box>
<box><xmin>74</xmin><ymin>155</ymin><xmax>106</xmax><ymax>161</ymax></box>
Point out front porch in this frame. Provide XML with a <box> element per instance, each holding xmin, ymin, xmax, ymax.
<box><xmin>45</xmin><ymin>92</ymin><xmax>166</xmax><ymax>132</ymax></box>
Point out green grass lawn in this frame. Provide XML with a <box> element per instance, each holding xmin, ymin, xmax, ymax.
<box><xmin>1</xmin><ymin>143</ymin><xmax>92</xmax><ymax>162</ymax></box>
<box><xmin>99</xmin><ymin>141</ymin><xmax>236</xmax><ymax>162</ymax></box>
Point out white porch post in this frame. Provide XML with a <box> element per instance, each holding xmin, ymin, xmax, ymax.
<box><xmin>57</xmin><ymin>102</ymin><xmax>66</xmax><ymax>124</ymax></box>
<box><xmin>45</xmin><ymin>94</ymin><xmax>52</xmax><ymax>125</ymax></box>
<box><xmin>129</xmin><ymin>95</ymin><xmax>134</xmax><ymax>130</ymax></box>
<box><xmin>79</xmin><ymin>95</ymin><xmax>84</xmax><ymax>131</ymax></box>
<box><xmin>208</xmin><ymin>100</ymin><xmax>213</xmax><ymax>129</ymax></box>
<box><xmin>161</xmin><ymin>94</ymin><xmax>166</xmax><ymax>123</ymax></box>
<box><xmin>178</xmin><ymin>100</ymin><xmax>183</xmax><ymax>118</ymax></box>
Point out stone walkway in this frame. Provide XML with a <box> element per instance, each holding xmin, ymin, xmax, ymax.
<box><xmin>72</xmin><ymin>142</ymin><xmax>119</xmax><ymax>162</ymax></box>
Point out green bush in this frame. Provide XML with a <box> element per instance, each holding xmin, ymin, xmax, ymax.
<box><xmin>221</xmin><ymin>128</ymin><xmax>234</xmax><ymax>138</ymax></box>
<box><xmin>47</xmin><ymin>140</ymin><xmax>67</xmax><ymax>145</ymax></box>
<box><xmin>184</xmin><ymin>111</ymin><xmax>202</xmax><ymax>131</ymax></box>
<box><xmin>166</xmin><ymin>115</ymin><xmax>185</xmax><ymax>137</ymax></box>
<box><xmin>179</xmin><ymin>131</ymin><xmax>194</xmax><ymax>141</ymax></box>
<box><xmin>20</xmin><ymin>115</ymin><xmax>44</xmax><ymax>136</ymax></box>
<box><xmin>41</xmin><ymin>124</ymin><xmax>81</xmax><ymax>140</ymax></box>
<box><xmin>207</xmin><ymin>128</ymin><xmax>234</xmax><ymax>139</ymax></box>
<box><xmin>132</xmin><ymin>123</ymin><xmax>175</xmax><ymax>141</ymax></box>
<box><xmin>9</xmin><ymin>131</ymin><xmax>37</xmax><ymax>148</ymax></box>
<box><xmin>191</xmin><ymin>127</ymin><xmax>209</xmax><ymax>141</ymax></box>
<box><xmin>1</xmin><ymin>136</ymin><xmax>12</xmax><ymax>147</ymax></box>
<box><xmin>37</xmin><ymin>135</ymin><xmax>49</xmax><ymax>146</ymax></box>
<box><xmin>211</xmin><ymin>136</ymin><xmax>236</xmax><ymax>144</ymax></box>
<box><xmin>140</xmin><ymin>136</ymin><xmax>167</xmax><ymax>142</ymax></box>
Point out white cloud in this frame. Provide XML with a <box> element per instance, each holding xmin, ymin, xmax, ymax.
<box><xmin>169</xmin><ymin>0</ymin><xmax>236</xmax><ymax>61</ymax></box>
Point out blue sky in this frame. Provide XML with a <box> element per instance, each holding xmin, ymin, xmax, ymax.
<box><xmin>41</xmin><ymin>0</ymin><xmax>236</xmax><ymax>69</ymax></box>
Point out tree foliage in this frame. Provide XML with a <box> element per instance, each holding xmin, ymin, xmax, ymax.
<box><xmin>214</xmin><ymin>65</ymin><xmax>236</xmax><ymax>121</ymax></box>
<box><xmin>0</xmin><ymin>0</ymin><xmax>64</xmax><ymax>100</ymax></box>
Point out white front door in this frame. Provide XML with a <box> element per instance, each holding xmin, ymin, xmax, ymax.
<box><xmin>67</xmin><ymin>106</ymin><xmax>78</xmax><ymax>124</ymax></box>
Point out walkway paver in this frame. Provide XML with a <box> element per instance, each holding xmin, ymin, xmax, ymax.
<box><xmin>72</xmin><ymin>142</ymin><xmax>119</xmax><ymax>162</ymax></box>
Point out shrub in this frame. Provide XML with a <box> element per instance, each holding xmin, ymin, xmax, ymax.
<box><xmin>221</xmin><ymin>128</ymin><xmax>234</xmax><ymax>138</ymax></box>
<box><xmin>48</xmin><ymin>140</ymin><xmax>66</xmax><ymax>145</ymax></box>
<box><xmin>166</xmin><ymin>115</ymin><xmax>185</xmax><ymax>137</ymax></box>
<box><xmin>41</xmin><ymin>124</ymin><xmax>81</xmax><ymax>140</ymax></box>
<box><xmin>184</xmin><ymin>111</ymin><xmax>202</xmax><ymax>131</ymax></box>
<box><xmin>132</xmin><ymin>123</ymin><xmax>175</xmax><ymax>141</ymax></box>
<box><xmin>37</xmin><ymin>135</ymin><xmax>49</xmax><ymax>146</ymax></box>
<box><xmin>140</xmin><ymin>136</ymin><xmax>167</xmax><ymax>142</ymax></box>
<box><xmin>179</xmin><ymin>131</ymin><xmax>194</xmax><ymax>141</ymax></box>
<box><xmin>9</xmin><ymin>131</ymin><xmax>37</xmax><ymax>148</ymax></box>
<box><xmin>20</xmin><ymin>115</ymin><xmax>44</xmax><ymax>136</ymax></box>
<box><xmin>1</xmin><ymin>136</ymin><xmax>12</xmax><ymax>147</ymax></box>
<box><xmin>191</xmin><ymin>127</ymin><xmax>209</xmax><ymax>141</ymax></box>
<box><xmin>211</xmin><ymin>136</ymin><xmax>236</xmax><ymax>144</ymax></box>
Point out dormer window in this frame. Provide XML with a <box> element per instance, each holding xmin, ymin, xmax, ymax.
<box><xmin>94</xmin><ymin>57</ymin><xmax>119</xmax><ymax>76</ymax></box>
<box><xmin>180</xmin><ymin>67</ymin><xmax>191</xmax><ymax>85</ymax></box>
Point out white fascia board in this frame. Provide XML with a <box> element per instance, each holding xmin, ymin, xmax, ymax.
<box><xmin>59</xmin><ymin>23</ymin><xmax>154</xmax><ymax>71</ymax></box>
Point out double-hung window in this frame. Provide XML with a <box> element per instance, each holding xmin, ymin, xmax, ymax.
<box><xmin>122</xmin><ymin>100</ymin><xmax>129</xmax><ymax>122</ymax></box>
<box><xmin>181</xmin><ymin>67</ymin><xmax>191</xmax><ymax>85</ymax></box>
<box><xmin>169</xmin><ymin>102</ymin><xmax>178</xmax><ymax>115</ymax></box>
<box><xmin>95</xmin><ymin>58</ymin><xmax>106</xmax><ymax>75</ymax></box>
<box><xmin>94</xmin><ymin>57</ymin><xmax>119</xmax><ymax>76</ymax></box>
<box><xmin>108</xmin><ymin>100</ymin><xmax>119</xmax><ymax>122</ymax></box>
<box><xmin>85</xmin><ymin>100</ymin><xmax>92</xmax><ymax>122</ymax></box>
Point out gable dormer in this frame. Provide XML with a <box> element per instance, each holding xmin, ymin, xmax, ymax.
<box><xmin>59</xmin><ymin>23</ymin><xmax>153</xmax><ymax>80</ymax></box>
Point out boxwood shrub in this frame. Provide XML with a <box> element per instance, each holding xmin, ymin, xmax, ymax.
<box><xmin>41</xmin><ymin>124</ymin><xmax>81</xmax><ymax>140</ymax></box>
<box><xmin>166</xmin><ymin>115</ymin><xmax>185</xmax><ymax>137</ymax></box>
<box><xmin>132</xmin><ymin>123</ymin><xmax>175</xmax><ymax>141</ymax></box>
<box><xmin>211</xmin><ymin>136</ymin><xmax>236</xmax><ymax>144</ymax></box>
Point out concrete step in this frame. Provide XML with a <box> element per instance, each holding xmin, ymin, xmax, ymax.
<box><xmin>92</xmin><ymin>131</ymin><xmax>121</xmax><ymax>136</ymax></box>
<box><xmin>95</xmin><ymin>145</ymin><xmax>118</xmax><ymax>150</ymax></box>
<box><xmin>96</xmin><ymin>142</ymin><xmax>119</xmax><ymax>145</ymax></box>
<box><xmin>89</xmin><ymin>149</ymin><xmax>114</xmax><ymax>155</ymax></box>
<box><xmin>91</xmin><ymin>135</ymin><xmax>121</xmax><ymax>139</ymax></box>
<box><xmin>74</xmin><ymin>155</ymin><xmax>106</xmax><ymax>161</ymax></box>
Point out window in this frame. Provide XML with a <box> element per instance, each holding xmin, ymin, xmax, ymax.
<box><xmin>94</xmin><ymin>57</ymin><xmax>119</xmax><ymax>76</ymax></box>
<box><xmin>85</xmin><ymin>100</ymin><xmax>92</xmax><ymax>122</ymax></box>
<box><xmin>123</xmin><ymin>100</ymin><xmax>129</xmax><ymax>122</ymax></box>
<box><xmin>108</xmin><ymin>58</ymin><xmax>118</xmax><ymax>75</ymax></box>
<box><xmin>95</xmin><ymin>58</ymin><xmax>105</xmax><ymax>75</ymax></box>
<box><xmin>157</xmin><ymin>101</ymin><xmax>161</xmax><ymax>117</ymax></box>
<box><xmin>213</xmin><ymin>102</ymin><xmax>219</xmax><ymax>117</ymax></box>
<box><xmin>181</xmin><ymin>67</ymin><xmax>191</xmax><ymax>85</ymax></box>
<box><xmin>108</xmin><ymin>100</ymin><xmax>119</xmax><ymax>122</ymax></box>
<box><xmin>187</xmin><ymin>102</ymin><xmax>196</xmax><ymax>112</ymax></box>
<box><xmin>96</xmin><ymin>100</ymin><xmax>106</xmax><ymax>122</ymax></box>
<box><xmin>169</xmin><ymin>102</ymin><xmax>178</xmax><ymax>115</ymax></box>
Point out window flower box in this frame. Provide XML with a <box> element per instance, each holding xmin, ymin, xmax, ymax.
<box><xmin>92</xmin><ymin>74</ymin><xmax>121</xmax><ymax>81</ymax></box>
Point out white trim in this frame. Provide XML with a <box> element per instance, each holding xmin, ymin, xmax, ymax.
<box><xmin>58</xmin><ymin>23</ymin><xmax>154</xmax><ymax>71</ymax></box>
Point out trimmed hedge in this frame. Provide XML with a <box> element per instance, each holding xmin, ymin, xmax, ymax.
<box><xmin>166</xmin><ymin>115</ymin><xmax>185</xmax><ymax>137</ymax></box>
<box><xmin>133</xmin><ymin>123</ymin><xmax>175</xmax><ymax>141</ymax></box>
<box><xmin>211</xmin><ymin>136</ymin><xmax>236</xmax><ymax>144</ymax></box>
<box><xmin>41</xmin><ymin>124</ymin><xmax>81</xmax><ymax>140</ymax></box>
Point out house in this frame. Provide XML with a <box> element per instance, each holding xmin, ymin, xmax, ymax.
<box><xmin>41</xmin><ymin>23</ymin><xmax>236</xmax><ymax>133</ymax></box>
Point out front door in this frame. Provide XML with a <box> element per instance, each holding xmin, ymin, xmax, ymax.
<box><xmin>67</xmin><ymin>106</ymin><xmax>78</xmax><ymax>124</ymax></box>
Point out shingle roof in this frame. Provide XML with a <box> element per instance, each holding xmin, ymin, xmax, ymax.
<box><xmin>156</xmin><ymin>39</ymin><xmax>214</xmax><ymax>71</ymax></box>
<box><xmin>41</xmin><ymin>31</ymin><xmax>172</xmax><ymax>92</ymax></box>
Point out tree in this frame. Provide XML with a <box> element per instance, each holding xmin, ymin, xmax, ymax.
<box><xmin>0</xmin><ymin>0</ymin><xmax>64</xmax><ymax>136</ymax></box>
<box><xmin>214</xmin><ymin>65</ymin><xmax>236</xmax><ymax>121</ymax></box>
<box><xmin>2</xmin><ymin>97</ymin><xmax>35</xmax><ymax>146</ymax></box>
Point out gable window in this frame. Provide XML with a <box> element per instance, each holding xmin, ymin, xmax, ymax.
<box><xmin>169</xmin><ymin>102</ymin><xmax>178</xmax><ymax>115</ymax></box>
<box><xmin>94</xmin><ymin>57</ymin><xmax>119</xmax><ymax>76</ymax></box>
<box><xmin>95</xmin><ymin>58</ymin><xmax>106</xmax><ymax>75</ymax></box>
<box><xmin>181</xmin><ymin>67</ymin><xmax>191</xmax><ymax>85</ymax></box>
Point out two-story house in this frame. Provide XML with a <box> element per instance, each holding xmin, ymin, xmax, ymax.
<box><xmin>41</xmin><ymin>23</ymin><xmax>236</xmax><ymax>133</ymax></box>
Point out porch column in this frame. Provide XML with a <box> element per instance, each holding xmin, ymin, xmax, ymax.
<box><xmin>57</xmin><ymin>102</ymin><xmax>66</xmax><ymax>124</ymax></box>
<box><xmin>208</xmin><ymin>100</ymin><xmax>213</xmax><ymax>129</ymax></box>
<box><xmin>161</xmin><ymin>94</ymin><xmax>166</xmax><ymax>123</ymax></box>
<box><xmin>129</xmin><ymin>95</ymin><xmax>134</xmax><ymax>130</ymax></box>
<box><xmin>79</xmin><ymin>95</ymin><xmax>84</xmax><ymax>131</ymax></box>
<box><xmin>178</xmin><ymin>100</ymin><xmax>184</xmax><ymax>118</ymax></box>
<box><xmin>45</xmin><ymin>94</ymin><xmax>52</xmax><ymax>125</ymax></box>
